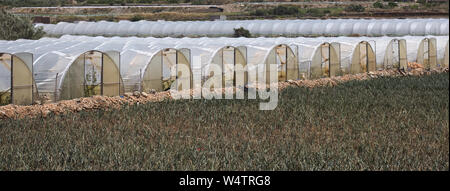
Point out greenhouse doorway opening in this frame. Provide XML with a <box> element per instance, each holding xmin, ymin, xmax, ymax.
<box><xmin>384</xmin><ymin>39</ymin><xmax>407</xmax><ymax>70</ymax></box>
<box><xmin>310</xmin><ymin>43</ymin><xmax>340</xmax><ymax>79</ymax></box>
<box><xmin>206</xmin><ymin>46</ymin><xmax>247</xmax><ymax>88</ymax></box>
<box><xmin>143</xmin><ymin>48</ymin><xmax>192</xmax><ymax>92</ymax></box>
<box><xmin>350</xmin><ymin>41</ymin><xmax>376</xmax><ymax>74</ymax></box>
<box><xmin>417</xmin><ymin>38</ymin><xmax>437</xmax><ymax>70</ymax></box>
<box><xmin>84</xmin><ymin>51</ymin><xmax>102</xmax><ymax>97</ymax></box>
<box><xmin>0</xmin><ymin>53</ymin><xmax>34</xmax><ymax>105</ymax></box>
<box><xmin>264</xmin><ymin>44</ymin><xmax>298</xmax><ymax>84</ymax></box>
<box><xmin>59</xmin><ymin>50</ymin><xmax>121</xmax><ymax>101</ymax></box>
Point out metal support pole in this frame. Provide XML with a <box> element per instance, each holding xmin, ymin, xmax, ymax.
<box><xmin>54</xmin><ymin>73</ymin><xmax>58</xmax><ymax>102</ymax></box>
<box><xmin>101</xmin><ymin>53</ymin><xmax>104</xmax><ymax>95</ymax></box>
<box><xmin>139</xmin><ymin>68</ymin><xmax>142</xmax><ymax>93</ymax></box>
<box><xmin>10</xmin><ymin>55</ymin><xmax>13</xmax><ymax>104</ymax></box>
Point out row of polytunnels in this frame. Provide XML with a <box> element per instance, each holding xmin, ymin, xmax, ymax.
<box><xmin>0</xmin><ymin>35</ymin><xmax>449</xmax><ymax>105</ymax></box>
<box><xmin>38</xmin><ymin>19</ymin><xmax>449</xmax><ymax>37</ymax></box>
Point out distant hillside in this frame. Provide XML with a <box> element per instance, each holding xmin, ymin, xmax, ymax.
<box><xmin>4</xmin><ymin>0</ymin><xmax>448</xmax><ymax>23</ymax></box>
<box><xmin>1</xmin><ymin>1</ymin><xmax>443</xmax><ymax>7</ymax></box>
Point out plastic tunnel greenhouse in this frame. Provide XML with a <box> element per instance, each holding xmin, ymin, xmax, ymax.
<box><xmin>36</xmin><ymin>19</ymin><xmax>449</xmax><ymax>38</ymax></box>
<box><xmin>0</xmin><ymin>38</ymin><xmax>122</xmax><ymax>102</ymax></box>
<box><xmin>140</xmin><ymin>48</ymin><xmax>192</xmax><ymax>92</ymax></box>
<box><xmin>122</xmin><ymin>46</ymin><xmax>193</xmax><ymax>92</ymax></box>
<box><xmin>0</xmin><ymin>52</ymin><xmax>34</xmax><ymax>105</ymax></box>
<box><xmin>293</xmin><ymin>41</ymin><xmax>340</xmax><ymax>79</ymax></box>
<box><xmin>339</xmin><ymin>41</ymin><xmax>376</xmax><ymax>75</ymax></box>
<box><xmin>86</xmin><ymin>37</ymin><xmax>241</xmax><ymax>92</ymax></box>
<box><xmin>69</xmin><ymin>36</ymin><xmax>193</xmax><ymax>93</ymax></box>
<box><xmin>231</xmin><ymin>41</ymin><xmax>298</xmax><ymax>84</ymax></box>
<box><xmin>172</xmin><ymin>39</ymin><xmax>248</xmax><ymax>89</ymax></box>
<box><xmin>201</xmin><ymin>45</ymin><xmax>247</xmax><ymax>89</ymax></box>
<box><xmin>383</xmin><ymin>38</ymin><xmax>408</xmax><ymax>70</ymax></box>
<box><xmin>261</xmin><ymin>44</ymin><xmax>298</xmax><ymax>84</ymax></box>
<box><xmin>408</xmin><ymin>37</ymin><xmax>438</xmax><ymax>69</ymax></box>
<box><xmin>1</xmin><ymin>35</ymin><xmax>449</xmax><ymax>105</ymax></box>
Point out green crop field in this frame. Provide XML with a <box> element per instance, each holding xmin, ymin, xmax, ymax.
<box><xmin>0</xmin><ymin>73</ymin><xmax>448</xmax><ymax>171</ymax></box>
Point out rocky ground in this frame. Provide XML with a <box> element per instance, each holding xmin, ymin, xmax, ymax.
<box><xmin>0</xmin><ymin>65</ymin><xmax>448</xmax><ymax>120</ymax></box>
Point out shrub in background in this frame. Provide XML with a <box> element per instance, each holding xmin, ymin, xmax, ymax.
<box><xmin>233</xmin><ymin>27</ymin><xmax>251</xmax><ymax>38</ymax></box>
<box><xmin>345</xmin><ymin>4</ymin><xmax>365</xmax><ymax>12</ymax></box>
<box><xmin>0</xmin><ymin>9</ymin><xmax>45</xmax><ymax>40</ymax></box>
<box><xmin>373</xmin><ymin>1</ymin><xmax>384</xmax><ymax>9</ymax></box>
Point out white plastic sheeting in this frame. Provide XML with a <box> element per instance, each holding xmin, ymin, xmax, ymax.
<box><xmin>93</xmin><ymin>37</ymin><xmax>177</xmax><ymax>91</ymax></box>
<box><xmin>0</xmin><ymin>55</ymin><xmax>10</xmax><ymax>93</ymax></box>
<box><xmin>0</xmin><ymin>52</ymin><xmax>33</xmax><ymax>91</ymax></box>
<box><xmin>0</xmin><ymin>37</ymin><xmax>121</xmax><ymax>100</ymax></box>
<box><xmin>1</xmin><ymin>35</ymin><xmax>449</xmax><ymax>96</ymax></box>
<box><xmin>0</xmin><ymin>51</ymin><xmax>34</xmax><ymax>105</ymax></box>
<box><xmin>438</xmin><ymin>39</ymin><xmax>449</xmax><ymax>67</ymax></box>
<box><xmin>36</xmin><ymin>19</ymin><xmax>449</xmax><ymax>38</ymax></box>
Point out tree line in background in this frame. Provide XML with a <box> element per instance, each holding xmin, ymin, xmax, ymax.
<box><xmin>0</xmin><ymin>9</ymin><xmax>44</xmax><ymax>40</ymax></box>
